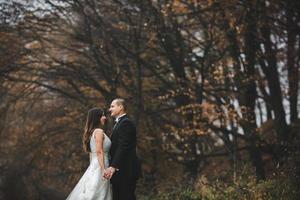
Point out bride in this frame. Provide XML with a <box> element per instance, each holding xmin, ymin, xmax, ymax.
<box><xmin>66</xmin><ymin>107</ymin><xmax>112</xmax><ymax>200</ymax></box>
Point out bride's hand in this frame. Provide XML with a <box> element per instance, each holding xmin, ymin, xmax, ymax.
<box><xmin>103</xmin><ymin>167</ymin><xmax>115</xmax><ymax>180</ymax></box>
<box><xmin>102</xmin><ymin>168</ymin><xmax>109</xmax><ymax>180</ymax></box>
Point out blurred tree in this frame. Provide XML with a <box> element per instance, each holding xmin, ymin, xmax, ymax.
<box><xmin>0</xmin><ymin>0</ymin><xmax>299</xmax><ymax>199</ymax></box>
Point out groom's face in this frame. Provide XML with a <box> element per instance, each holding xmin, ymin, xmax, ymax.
<box><xmin>109</xmin><ymin>100</ymin><xmax>122</xmax><ymax>118</ymax></box>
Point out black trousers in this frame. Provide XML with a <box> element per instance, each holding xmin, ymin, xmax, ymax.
<box><xmin>112</xmin><ymin>180</ymin><xmax>137</xmax><ymax>200</ymax></box>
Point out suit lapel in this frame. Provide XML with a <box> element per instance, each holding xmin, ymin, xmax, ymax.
<box><xmin>111</xmin><ymin>115</ymin><xmax>128</xmax><ymax>138</ymax></box>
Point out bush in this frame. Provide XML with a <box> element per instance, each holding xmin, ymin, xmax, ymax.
<box><xmin>139</xmin><ymin>188</ymin><xmax>201</xmax><ymax>200</ymax></box>
<box><xmin>138</xmin><ymin>175</ymin><xmax>299</xmax><ymax>200</ymax></box>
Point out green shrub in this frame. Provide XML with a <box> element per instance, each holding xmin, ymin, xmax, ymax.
<box><xmin>138</xmin><ymin>175</ymin><xmax>299</xmax><ymax>200</ymax></box>
<box><xmin>138</xmin><ymin>188</ymin><xmax>201</xmax><ymax>200</ymax></box>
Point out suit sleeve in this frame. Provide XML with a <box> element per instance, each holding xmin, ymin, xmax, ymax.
<box><xmin>111</xmin><ymin>120</ymin><xmax>134</xmax><ymax>169</ymax></box>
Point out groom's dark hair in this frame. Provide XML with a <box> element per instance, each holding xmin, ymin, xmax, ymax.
<box><xmin>114</xmin><ymin>98</ymin><xmax>127</xmax><ymax>111</ymax></box>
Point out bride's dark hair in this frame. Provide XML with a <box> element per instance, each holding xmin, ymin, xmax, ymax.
<box><xmin>82</xmin><ymin>107</ymin><xmax>104</xmax><ymax>153</ymax></box>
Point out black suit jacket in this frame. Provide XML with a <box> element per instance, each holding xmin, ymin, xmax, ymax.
<box><xmin>110</xmin><ymin>115</ymin><xmax>141</xmax><ymax>183</ymax></box>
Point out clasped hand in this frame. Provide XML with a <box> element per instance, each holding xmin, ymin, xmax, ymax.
<box><xmin>103</xmin><ymin>167</ymin><xmax>115</xmax><ymax>180</ymax></box>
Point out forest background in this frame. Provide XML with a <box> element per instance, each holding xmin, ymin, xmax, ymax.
<box><xmin>0</xmin><ymin>0</ymin><xmax>299</xmax><ymax>199</ymax></box>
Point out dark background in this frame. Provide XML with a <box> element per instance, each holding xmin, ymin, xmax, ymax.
<box><xmin>0</xmin><ymin>0</ymin><xmax>299</xmax><ymax>199</ymax></box>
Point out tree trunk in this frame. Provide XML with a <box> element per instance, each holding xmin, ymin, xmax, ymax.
<box><xmin>243</xmin><ymin>2</ymin><xmax>265</xmax><ymax>180</ymax></box>
<box><xmin>220</xmin><ymin>3</ymin><xmax>265</xmax><ymax>180</ymax></box>
<box><xmin>259</xmin><ymin>1</ymin><xmax>289</xmax><ymax>143</ymax></box>
<box><xmin>286</xmin><ymin>1</ymin><xmax>299</xmax><ymax>124</ymax></box>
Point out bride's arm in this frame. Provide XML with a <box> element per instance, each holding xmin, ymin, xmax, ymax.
<box><xmin>94</xmin><ymin>129</ymin><xmax>105</xmax><ymax>170</ymax></box>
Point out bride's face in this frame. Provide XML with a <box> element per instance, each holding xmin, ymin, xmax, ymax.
<box><xmin>100</xmin><ymin>115</ymin><xmax>106</xmax><ymax>125</ymax></box>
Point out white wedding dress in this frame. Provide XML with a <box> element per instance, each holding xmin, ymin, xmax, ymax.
<box><xmin>66</xmin><ymin>131</ymin><xmax>112</xmax><ymax>200</ymax></box>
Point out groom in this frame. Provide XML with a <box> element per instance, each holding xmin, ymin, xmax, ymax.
<box><xmin>104</xmin><ymin>98</ymin><xmax>141</xmax><ymax>200</ymax></box>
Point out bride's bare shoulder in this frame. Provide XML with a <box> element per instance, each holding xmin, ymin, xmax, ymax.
<box><xmin>93</xmin><ymin>128</ymin><xmax>104</xmax><ymax>137</ymax></box>
<box><xmin>93</xmin><ymin>128</ymin><xmax>104</xmax><ymax>133</ymax></box>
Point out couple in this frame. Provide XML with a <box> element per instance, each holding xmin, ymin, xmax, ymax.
<box><xmin>66</xmin><ymin>98</ymin><xmax>141</xmax><ymax>200</ymax></box>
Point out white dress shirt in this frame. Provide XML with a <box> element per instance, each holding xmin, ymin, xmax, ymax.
<box><xmin>115</xmin><ymin>113</ymin><xmax>126</xmax><ymax>123</ymax></box>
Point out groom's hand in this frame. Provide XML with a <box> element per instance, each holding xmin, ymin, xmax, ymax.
<box><xmin>103</xmin><ymin>169</ymin><xmax>110</xmax><ymax>179</ymax></box>
<box><xmin>103</xmin><ymin>167</ymin><xmax>116</xmax><ymax>180</ymax></box>
<box><xmin>107</xmin><ymin>167</ymin><xmax>116</xmax><ymax>179</ymax></box>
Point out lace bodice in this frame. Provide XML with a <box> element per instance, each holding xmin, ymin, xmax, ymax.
<box><xmin>89</xmin><ymin>130</ymin><xmax>111</xmax><ymax>167</ymax></box>
<box><xmin>90</xmin><ymin>130</ymin><xmax>111</xmax><ymax>154</ymax></box>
